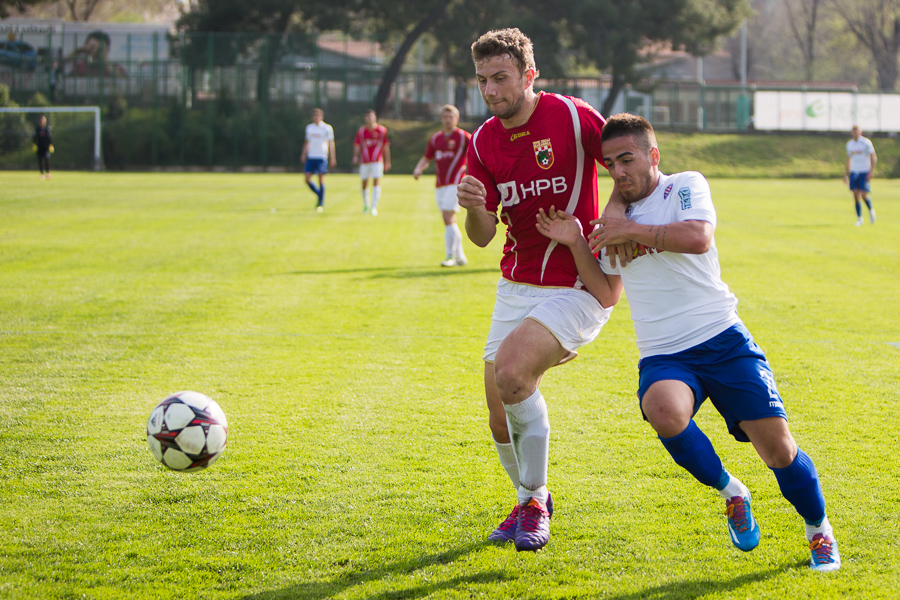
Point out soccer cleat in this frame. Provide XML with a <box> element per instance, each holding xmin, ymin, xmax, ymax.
<box><xmin>855</xmin><ymin>218</ymin><xmax>863</xmax><ymax>227</ymax></box>
<box><xmin>515</xmin><ymin>497</ymin><xmax>551</xmax><ymax>552</ymax></box>
<box><xmin>870</xmin><ymin>209</ymin><xmax>876</xmax><ymax>224</ymax></box>
<box><xmin>363</xmin><ymin>205</ymin><xmax>370</xmax><ymax>214</ymax></box>
<box><xmin>454</xmin><ymin>255</ymin><xmax>468</xmax><ymax>266</ymax></box>
<box><xmin>441</xmin><ymin>256</ymin><xmax>456</xmax><ymax>267</ymax></box>
<box><xmin>809</xmin><ymin>533</ymin><xmax>841</xmax><ymax>572</ymax></box>
<box><xmin>487</xmin><ymin>503</ymin><xmax>519</xmax><ymax>543</ymax></box>
<box><xmin>316</xmin><ymin>206</ymin><xmax>323</xmax><ymax>213</ymax></box>
<box><xmin>371</xmin><ymin>208</ymin><xmax>378</xmax><ymax>216</ymax></box>
<box><xmin>724</xmin><ymin>494</ymin><xmax>760</xmax><ymax>552</ymax></box>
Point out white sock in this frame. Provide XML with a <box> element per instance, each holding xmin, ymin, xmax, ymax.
<box><xmin>362</xmin><ymin>188</ymin><xmax>370</xmax><ymax>209</ymax></box>
<box><xmin>444</xmin><ymin>225</ymin><xmax>455</xmax><ymax>257</ymax></box>
<box><xmin>503</xmin><ymin>389</ymin><xmax>550</xmax><ymax>505</ymax></box>
<box><xmin>717</xmin><ymin>473</ymin><xmax>750</xmax><ymax>500</ymax></box>
<box><xmin>372</xmin><ymin>185</ymin><xmax>381</xmax><ymax>209</ymax></box>
<box><xmin>493</xmin><ymin>440</ymin><xmax>519</xmax><ymax>490</ymax></box>
<box><xmin>806</xmin><ymin>515</ymin><xmax>833</xmax><ymax>541</ymax></box>
<box><xmin>451</xmin><ymin>223</ymin><xmax>465</xmax><ymax>259</ymax></box>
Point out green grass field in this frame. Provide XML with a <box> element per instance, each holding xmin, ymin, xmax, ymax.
<box><xmin>1</xmin><ymin>171</ymin><xmax>898</xmax><ymax>600</ymax></box>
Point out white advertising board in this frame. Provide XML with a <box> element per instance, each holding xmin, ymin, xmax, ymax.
<box><xmin>754</xmin><ymin>90</ymin><xmax>900</xmax><ymax>132</ymax></box>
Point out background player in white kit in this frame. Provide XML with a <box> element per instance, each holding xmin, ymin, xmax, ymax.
<box><xmin>457</xmin><ymin>28</ymin><xmax>623</xmax><ymax>552</ymax></box>
<box><xmin>844</xmin><ymin>125</ymin><xmax>877</xmax><ymax>226</ymax></box>
<box><xmin>300</xmin><ymin>108</ymin><xmax>336</xmax><ymax>212</ymax></box>
<box><xmin>353</xmin><ymin>109</ymin><xmax>391</xmax><ymax>216</ymax></box>
<box><xmin>413</xmin><ymin>104</ymin><xmax>471</xmax><ymax>267</ymax></box>
<box><xmin>536</xmin><ymin>113</ymin><xmax>841</xmax><ymax>572</ymax></box>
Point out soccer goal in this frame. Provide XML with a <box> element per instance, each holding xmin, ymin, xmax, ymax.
<box><xmin>0</xmin><ymin>106</ymin><xmax>102</xmax><ymax>171</ymax></box>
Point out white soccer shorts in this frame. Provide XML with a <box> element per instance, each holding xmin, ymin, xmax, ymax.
<box><xmin>434</xmin><ymin>184</ymin><xmax>460</xmax><ymax>212</ymax></box>
<box><xmin>483</xmin><ymin>278</ymin><xmax>613</xmax><ymax>364</ymax></box>
<box><xmin>359</xmin><ymin>161</ymin><xmax>384</xmax><ymax>180</ymax></box>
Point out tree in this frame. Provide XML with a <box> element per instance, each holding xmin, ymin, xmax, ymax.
<box><xmin>177</xmin><ymin>0</ymin><xmax>352</xmax><ymax>102</ymax></box>
<box><xmin>520</xmin><ymin>0</ymin><xmax>750</xmax><ymax>116</ymax></box>
<box><xmin>784</xmin><ymin>0</ymin><xmax>824</xmax><ymax>80</ymax></box>
<box><xmin>830</xmin><ymin>0</ymin><xmax>900</xmax><ymax>90</ymax></box>
<box><xmin>64</xmin><ymin>0</ymin><xmax>103</xmax><ymax>20</ymax></box>
<box><xmin>0</xmin><ymin>0</ymin><xmax>51</xmax><ymax>18</ymax></box>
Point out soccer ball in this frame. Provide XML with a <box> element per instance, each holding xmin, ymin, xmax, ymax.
<box><xmin>146</xmin><ymin>391</ymin><xmax>228</xmax><ymax>472</ymax></box>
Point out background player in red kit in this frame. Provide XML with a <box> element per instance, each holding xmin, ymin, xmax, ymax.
<box><xmin>457</xmin><ymin>28</ymin><xmax>623</xmax><ymax>552</ymax></box>
<box><xmin>353</xmin><ymin>109</ymin><xmax>391</xmax><ymax>215</ymax></box>
<box><xmin>413</xmin><ymin>104</ymin><xmax>471</xmax><ymax>267</ymax></box>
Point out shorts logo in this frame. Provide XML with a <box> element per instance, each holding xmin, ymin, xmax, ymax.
<box><xmin>663</xmin><ymin>184</ymin><xmax>673</xmax><ymax>199</ymax></box>
<box><xmin>678</xmin><ymin>187</ymin><xmax>692</xmax><ymax>210</ymax></box>
<box><xmin>534</xmin><ymin>139</ymin><xmax>554</xmax><ymax>169</ymax></box>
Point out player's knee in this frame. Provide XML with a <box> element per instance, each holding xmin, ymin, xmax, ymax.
<box><xmin>492</xmin><ymin>361</ymin><xmax>532</xmax><ymax>402</ymax></box>
<box><xmin>643</xmin><ymin>401</ymin><xmax>691</xmax><ymax>438</ymax></box>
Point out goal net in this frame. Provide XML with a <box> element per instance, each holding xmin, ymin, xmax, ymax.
<box><xmin>0</xmin><ymin>106</ymin><xmax>102</xmax><ymax>171</ymax></box>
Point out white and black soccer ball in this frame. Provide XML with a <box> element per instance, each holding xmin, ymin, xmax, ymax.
<box><xmin>146</xmin><ymin>391</ymin><xmax>228</xmax><ymax>472</ymax></box>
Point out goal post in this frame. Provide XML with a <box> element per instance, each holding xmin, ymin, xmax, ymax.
<box><xmin>0</xmin><ymin>106</ymin><xmax>102</xmax><ymax>171</ymax></box>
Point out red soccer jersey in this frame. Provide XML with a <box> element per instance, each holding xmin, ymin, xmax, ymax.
<box><xmin>467</xmin><ymin>92</ymin><xmax>606</xmax><ymax>288</ymax></box>
<box><xmin>354</xmin><ymin>124</ymin><xmax>389</xmax><ymax>164</ymax></box>
<box><xmin>424</xmin><ymin>127</ymin><xmax>471</xmax><ymax>187</ymax></box>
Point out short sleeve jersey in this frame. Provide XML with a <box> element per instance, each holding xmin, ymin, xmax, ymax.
<box><xmin>600</xmin><ymin>171</ymin><xmax>740</xmax><ymax>357</ymax></box>
<box><xmin>424</xmin><ymin>127</ymin><xmax>471</xmax><ymax>187</ymax></box>
<box><xmin>846</xmin><ymin>136</ymin><xmax>875</xmax><ymax>173</ymax></box>
<box><xmin>467</xmin><ymin>93</ymin><xmax>606</xmax><ymax>288</ymax></box>
<box><xmin>355</xmin><ymin>124</ymin><xmax>389</xmax><ymax>164</ymax></box>
<box><xmin>305</xmin><ymin>122</ymin><xmax>334</xmax><ymax>160</ymax></box>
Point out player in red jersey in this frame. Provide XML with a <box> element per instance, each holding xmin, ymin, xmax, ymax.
<box><xmin>413</xmin><ymin>104</ymin><xmax>472</xmax><ymax>267</ymax></box>
<box><xmin>352</xmin><ymin>109</ymin><xmax>391</xmax><ymax>215</ymax></box>
<box><xmin>457</xmin><ymin>28</ymin><xmax>624</xmax><ymax>551</ymax></box>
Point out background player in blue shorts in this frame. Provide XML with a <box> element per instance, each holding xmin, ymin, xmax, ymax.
<box><xmin>536</xmin><ymin>113</ymin><xmax>841</xmax><ymax>572</ymax></box>
<box><xmin>301</xmin><ymin>108</ymin><xmax>336</xmax><ymax>212</ymax></box>
<box><xmin>844</xmin><ymin>125</ymin><xmax>877</xmax><ymax>226</ymax></box>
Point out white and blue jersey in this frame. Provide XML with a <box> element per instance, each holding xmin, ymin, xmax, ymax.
<box><xmin>601</xmin><ymin>171</ymin><xmax>786</xmax><ymax>441</ymax></box>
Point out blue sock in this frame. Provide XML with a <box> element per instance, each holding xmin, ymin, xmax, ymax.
<box><xmin>865</xmin><ymin>197</ymin><xmax>873</xmax><ymax>211</ymax></box>
<box><xmin>307</xmin><ymin>182</ymin><xmax>320</xmax><ymax>197</ymax></box>
<box><xmin>855</xmin><ymin>201</ymin><xmax>862</xmax><ymax>217</ymax></box>
<box><xmin>771</xmin><ymin>448</ymin><xmax>826</xmax><ymax>525</ymax></box>
<box><xmin>319</xmin><ymin>184</ymin><xmax>326</xmax><ymax>202</ymax></box>
<box><xmin>659</xmin><ymin>420</ymin><xmax>726</xmax><ymax>488</ymax></box>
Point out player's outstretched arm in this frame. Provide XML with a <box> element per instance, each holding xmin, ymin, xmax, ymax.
<box><xmin>412</xmin><ymin>156</ymin><xmax>431</xmax><ymax>180</ymax></box>
<box><xmin>590</xmin><ymin>218</ymin><xmax>713</xmax><ymax>255</ymax></box>
<box><xmin>536</xmin><ymin>207</ymin><xmax>622</xmax><ymax>309</ymax></box>
<box><xmin>458</xmin><ymin>175</ymin><xmax>497</xmax><ymax>247</ymax></box>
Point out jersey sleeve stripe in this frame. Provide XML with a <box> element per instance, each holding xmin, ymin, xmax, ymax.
<box><xmin>540</xmin><ymin>94</ymin><xmax>586</xmax><ymax>283</ymax></box>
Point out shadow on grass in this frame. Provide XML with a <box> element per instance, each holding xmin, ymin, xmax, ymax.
<box><xmin>603</xmin><ymin>562</ymin><xmax>806</xmax><ymax>600</ymax></box>
<box><xmin>275</xmin><ymin>266</ymin><xmax>497</xmax><ymax>278</ymax></box>
<box><xmin>238</xmin><ymin>542</ymin><xmax>507</xmax><ymax>600</ymax></box>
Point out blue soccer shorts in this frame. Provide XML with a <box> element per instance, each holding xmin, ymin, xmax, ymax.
<box><xmin>637</xmin><ymin>322</ymin><xmax>788</xmax><ymax>442</ymax></box>
<box><xmin>305</xmin><ymin>158</ymin><xmax>328</xmax><ymax>174</ymax></box>
<box><xmin>848</xmin><ymin>171</ymin><xmax>871</xmax><ymax>192</ymax></box>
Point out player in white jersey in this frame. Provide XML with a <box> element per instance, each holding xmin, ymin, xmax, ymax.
<box><xmin>301</xmin><ymin>108</ymin><xmax>336</xmax><ymax>212</ymax></box>
<box><xmin>536</xmin><ymin>113</ymin><xmax>841</xmax><ymax>572</ymax></box>
<box><xmin>844</xmin><ymin>125</ymin><xmax>877</xmax><ymax>226</ymax></box>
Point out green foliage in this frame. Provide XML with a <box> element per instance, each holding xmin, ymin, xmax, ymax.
<box><xmin>0</xmin><ymin>173</ymin><xmax>899</xmax><ymax>598</ymax></box>
<box><xmin>25</xmin><ymin>92</ymin><xmax>50</xmax><ymax>108</ymax></box>
<box><xmin>106</xmin><ymin>91</ymin><xmax>129</xmax><ymax>121</ymax></box>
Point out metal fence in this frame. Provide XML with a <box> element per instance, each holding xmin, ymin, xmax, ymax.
<box><xmin>1</xmin><ymin>30</ymin><xmax>891</xmax><ymax>169</ymax></box>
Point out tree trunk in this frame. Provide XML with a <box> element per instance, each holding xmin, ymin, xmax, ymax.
<box><xmin>373</xmin><ymin>2</ymin><xmax>449</xmax><ymax>116</ymax></box>
<box><xmin>601</xmin><ymin>72</ymin><xmax>626</xmax><ymax>118</ymax></box>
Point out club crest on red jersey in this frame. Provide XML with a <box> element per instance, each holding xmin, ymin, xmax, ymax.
<box><xmin>533</xmin><ymin>139</ymin><xmax>554</xmax><ymax>169</ymax></box>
